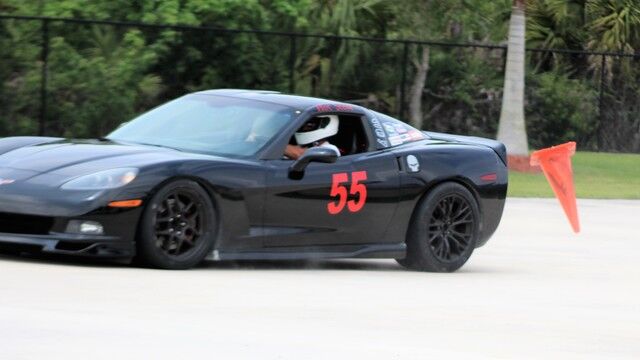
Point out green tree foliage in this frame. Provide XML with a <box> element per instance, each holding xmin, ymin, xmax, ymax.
<box><xmin>586</xmin><ymin>0</ymin><xmax>640</xmax><ymax>52</ymax></box>
<box><xmin>45</xmin><ymin>29</ymin><xmax>161</xmax><ymax>136</ymax></box>
<box><xmin>0</xmin><ymin>0</ymin><xmax>313</xmax><ymax>138</ymax></box>
<box><xmin>0</xmin><ymin>0</ymin><xmax>638</xmax><ymax>150</ymax></box>
<box><xmin>292</xmin><ymin>0</ymin><xmax>393</xmax><ymax>97</ymax></box>
<box><xmin>527</xmin><ymin>0</ymin><xmax>640</xmax><ymax>151</ymax></box>
<box><xmin>526</xmin><ymin>70</ymin><xmax>598</xmax><ymax>148</ymax></box>
<box><xmin>388</xmin><ymin>0</ymin><xmax>509</xmax><ymax>132</ymax></box>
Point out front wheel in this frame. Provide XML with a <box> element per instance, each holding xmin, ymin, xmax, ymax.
<box><xmin>136</xmin><ymin>180</ymin><xmax>217</xmax><ymax>269</ymax></box>
<box><xmin>397</xmin><ymin>182</ymin><xmax>480</xmax><ymax>272</ymax></box>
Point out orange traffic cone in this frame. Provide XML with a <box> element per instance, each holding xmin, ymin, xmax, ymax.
<box><xmin>530</xmin><ymin>142</ymin><xmax>580</xmax><ymax>233</ymax></box>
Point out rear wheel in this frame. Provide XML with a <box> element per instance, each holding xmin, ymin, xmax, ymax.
<box><xmin>136</xmin><ymin>180</ymin><xmax>216</xmax><ymax>269</ymax></box>
<box><xmin>397</xmin><ymin>182</ymin><xmax>479</xmax><ymax>272</ymax></box>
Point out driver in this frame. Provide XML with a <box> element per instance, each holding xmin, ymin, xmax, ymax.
<box><xmin>284</xmin><ymin>115</ymin><xmax>340</xmax><ymax>160</ymax></box>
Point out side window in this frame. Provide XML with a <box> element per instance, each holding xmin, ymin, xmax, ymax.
<box><xmin>286</xmin><ymin>114</ymin><xmax>370</xmax><ymax>157</ymax></box>
<box><xmin>325</xmin><ymin>115</ymin><xmax>369</xmax><ymax>156</ymax></box>
<box><xmin>370</xmin><ymin>111</ymin><xmax>427</xmax><ymax>148</ymax></box>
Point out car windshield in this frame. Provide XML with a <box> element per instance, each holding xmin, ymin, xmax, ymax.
<box><xmin>107</xmin><ymin>94</ymin><xmax>295</xmax><ymax>157</ymax></box>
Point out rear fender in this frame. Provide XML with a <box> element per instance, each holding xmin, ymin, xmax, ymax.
<box><xmin>424</xmin><ymin>131</ymin><xmax>507</xmax><ymax>166</ymax></box>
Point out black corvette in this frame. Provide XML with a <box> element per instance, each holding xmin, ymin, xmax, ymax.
<box><xmin>0</xmin><ymin>89</ymin><xmax>507</xmax><ymax>271</ymax></box>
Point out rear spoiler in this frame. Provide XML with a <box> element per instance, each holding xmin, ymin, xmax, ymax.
<box><xmin>424</xmin><ymin>131</ymin><xmax>507</xmax><ymax>166</ymax></box>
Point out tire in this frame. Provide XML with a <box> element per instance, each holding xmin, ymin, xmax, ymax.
<box><xmin>136</xmin><ymin>179</ymin><xmax>217</xmax><ymax>270</ymax></box>
<box><xmin>397</xmin><ymin>182</ymin><xmax>479</xmax><ymax>272</ymax></box>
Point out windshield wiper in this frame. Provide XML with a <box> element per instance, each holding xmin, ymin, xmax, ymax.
<box><xmin>109</xmin><ymin>139</ymin><xmax>184</xmax><ymax>152</ymax></box>
<box><xmin>134</xmin><ymin>142</ymin><xmax>184</xmax><ymax>152</ymax></box>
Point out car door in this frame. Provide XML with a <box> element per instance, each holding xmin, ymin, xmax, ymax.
<box><xmin>261</xmin><ymin>117</ymin><xmax>400</xmax><ymax>248</ymax></box>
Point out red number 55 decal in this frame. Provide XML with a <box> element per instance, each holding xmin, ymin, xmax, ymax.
<box><xmin>327</xmin><ymin>171</ymin><xmax>368</xmax><ymax>215</ymax></box>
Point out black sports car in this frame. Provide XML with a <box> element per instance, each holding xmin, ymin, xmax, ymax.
<box><xmin>0</xmin><ymin>89</ymin><xmax>507</xmax><ymax>271</ymax></box>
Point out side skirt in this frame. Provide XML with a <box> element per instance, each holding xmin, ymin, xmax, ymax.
<box><xmin>210</xmin><ymin>243</ymin><xmax>406</xmax><ymax>261</ymax></box>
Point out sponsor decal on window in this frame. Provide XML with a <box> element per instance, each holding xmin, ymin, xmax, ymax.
<box><xmin>369</xmin><ymin>115</ymin><xmax>389</xmax><ymax>148</ymax></box>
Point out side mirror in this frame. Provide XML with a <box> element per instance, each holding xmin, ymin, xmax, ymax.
<box><xmin>288</xmin><ymin>147</ymin><xmax>338</xmax><ymax>180</ymax></box>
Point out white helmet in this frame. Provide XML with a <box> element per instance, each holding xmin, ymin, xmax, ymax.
<box><xmin>294</xmin><ymin>115</ymin><xmax>339</xmax><ymax>145</ymax></box>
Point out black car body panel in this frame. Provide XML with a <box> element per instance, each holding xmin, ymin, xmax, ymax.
<box><xmin>0</xmin><ymin>90</ymin><xmax>507</xmax><ymax>261</ymax></box>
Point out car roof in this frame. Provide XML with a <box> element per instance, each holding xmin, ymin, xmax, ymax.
<box><xmin>194</xmin><ymin>89</ymin><xmax>365</xmax><ymax>112</ymax></box>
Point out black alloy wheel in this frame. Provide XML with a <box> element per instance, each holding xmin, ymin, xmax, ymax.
<box><xmin>154</xmin><ymin>191</ymin><xmax>203</xmax><ymax>256</ymax></box>
<box><xmin>137</xmin><ymin>180</ymin><xmax>216</xmax><ymax>269</ymax></box>
<box><xmin>398</xmin><ymin>182</ymin><xmax>479</xmax><ymax>272</ymax></box>
<box><xmin>427</xmin><ymin>194</ymin><xmax>474</xmax><ymax>263</ymax></box>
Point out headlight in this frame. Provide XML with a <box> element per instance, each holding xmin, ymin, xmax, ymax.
<box><xmin>61</xmin><ymin>168</ymin><xmax>138</xmax><ymax>190</ymax></box>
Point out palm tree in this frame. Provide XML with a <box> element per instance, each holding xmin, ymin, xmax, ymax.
<box><xmin>295</xmin><ymin>0</ymin><xmax>388</xmax><ymax>96</ymax></box>
<box><xmin>391</xmin><ymin>0</ymin><xmax>481</xmax><ymax>129</ymax></box>
<box><xmin>585</xmin><ymin>0</ymin><xmax>640</xmax><ymax>150</ymax></box>
<box><xmin>497</xmin><ymin>0</ymin><xmax>530</xmax><ymax>166</ymax></box>
<box><xmin>586</xmin><ymin>0</ymin><xmax>640</xmax><ymax>53</ymax></box>
<box><xmin>527</xmin><ymin>0</ymin><xmax>586</xmax><ymax>69</ymax></box>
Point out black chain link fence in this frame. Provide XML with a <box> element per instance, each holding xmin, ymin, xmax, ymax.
<box><xmin>1</xmin><ymin>15</ymin><xmax>638</xmax><ymax>152</ymax></box>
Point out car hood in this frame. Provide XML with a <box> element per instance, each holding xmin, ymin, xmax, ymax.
<box><xmin>0</xmin><ymin>139</ymin><xmax>237</xmax><ymax>217</ymax></box>
<box><xmin>0</xmin><ymin>139</ymin><xmax>189</xmax><ymax>176</ymax></box>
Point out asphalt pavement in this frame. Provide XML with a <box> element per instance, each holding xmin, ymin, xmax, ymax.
<box><xmin>0</xmin><ymin>198</ymin><xmax>638</xmax><ymax>359</ymax></box>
